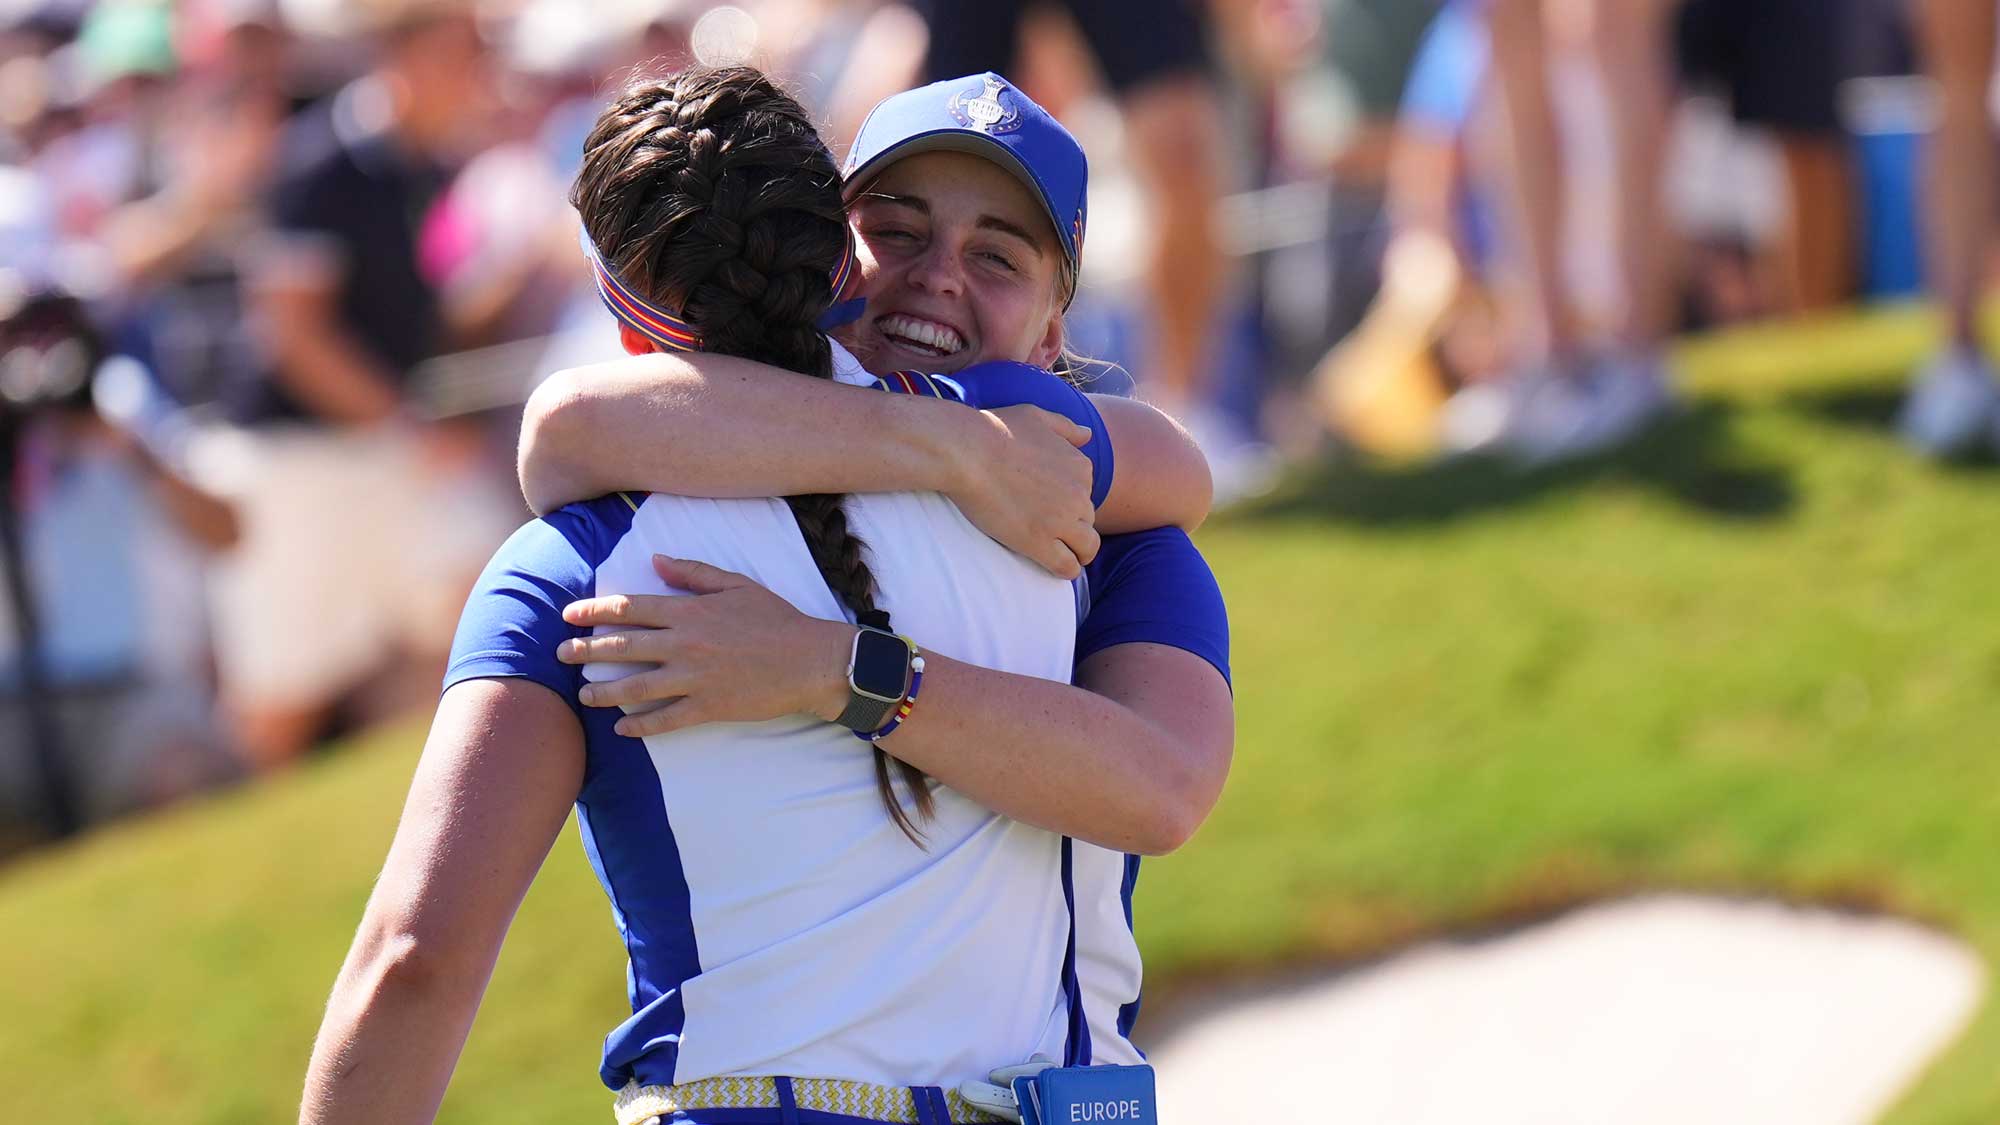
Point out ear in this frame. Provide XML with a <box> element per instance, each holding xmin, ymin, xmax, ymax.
<box><xmin>618</xmin><ymin>324</ymin><xmax>656</xmax><ymax>356</ymax></box>
<box><xmin>1025</xmin><ymin>307</ymin><xmax>1065</xmax><ymax>371</ymax></box>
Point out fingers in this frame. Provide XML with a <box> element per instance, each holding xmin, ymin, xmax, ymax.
<box><xmin>579</xmin><ymin>666</ymin><xmax>694</xmax><ymax>710</ymax></box>
<box><xmin>1063</xmin><ymin>519</ymin><xmax>1101</xmax><ymax>567</ymax></box>
<box><xmin>613</xmin><ymin>697</ymin><xmax>708</xmax><ymax>738</ymax></box>
<box><xmin>1031</xmin><ymin>405</ymin><xmax>1093</xmax><ymax>451</ymax></box>
<box><xmin>653</xmin><ymin>554</ymin><xmax>752</xmax><ymax>594</ymax></box>
<box><xmin>1036</xmin><ymin>540</ymin><xmax>1084</xmax><ymax>581</ymax></box>
<box><xmin>559</xmin><ymin>628</ymin><xmax>671</xmax><ymax>666</ymax></box>
<box><xmin>562</xmin><ymin>593</ymin><xmax>681</xmax><ymax>629</ymax></box>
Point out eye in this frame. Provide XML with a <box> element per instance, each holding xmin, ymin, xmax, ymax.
<box><xmin>977</xmin><ymin>250</ymin><xmax>1018</xmax><ymax>273</ymax></box>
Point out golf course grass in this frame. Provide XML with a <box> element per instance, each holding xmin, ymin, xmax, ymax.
<box><xmin>3</xmin><ymin>304</ymin><xmax>1998</xmax><ymax>1122</ymax></box>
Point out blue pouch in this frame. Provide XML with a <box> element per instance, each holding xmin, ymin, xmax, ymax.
<box><xmin>1011</xmin><ymin>1064</ymin><xmax>1156</xmax><ymax>1125</ymax></box>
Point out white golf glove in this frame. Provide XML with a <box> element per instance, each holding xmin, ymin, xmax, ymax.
<box><xmin>957</xmin><ymin>1056</ymin><xmax>1057</xmax><ymax>1123</ymax></box>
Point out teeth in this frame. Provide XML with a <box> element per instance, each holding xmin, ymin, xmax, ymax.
<box><xmin>880</xmin><ymin>314</ymin><xmax>966</xmax><ymax>355</ymax></box>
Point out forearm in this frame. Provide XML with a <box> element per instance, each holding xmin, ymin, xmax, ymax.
<box><xmin>300</xmin><ymin>926</ymin><xmax>494</xmax><ymax>1125</ymax></box>
<box><xmin>518</xmin><ymin>355</ymin><xmax>976</xmax><ymax>514</ymax></box>
<box><xmin>102</xmin><ymin>191</ymin><xmax>223</xmax><ymax>286</ymax></box>
<box><xmin>271</xmin><ymin>335</ymin><xmax>402</xmax><ymax>423</ymax></box>
<box><xmin>887</xmin><ymin>652</ymin><xmax>1212</xmax><ymax>854</ymax></box>
<box><xmin>800</xmin><ymin>624</ymin><xmax>1222</xmax><ymax>854</ymax></box>
<box><xmin>143</xmin><ymin>459</ymin><xmax>241</xmax><ymax>549</ymax></box>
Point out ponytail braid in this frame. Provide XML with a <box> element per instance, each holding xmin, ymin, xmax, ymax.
<box><xmin>572</xmin><ymin>67</ymin><xmax>936</xmax><ymax>842</ymax></box>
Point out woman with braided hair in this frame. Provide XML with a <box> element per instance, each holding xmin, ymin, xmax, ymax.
<box><xmin>528</xmin><ymin>71</ymin><xmax>1233</xmax><ymax>1077</ymax></box>
<box><xmin>301</xmin><ymin>66</ymin><xmax>1221</xmax><ymax>1125</ymax></box>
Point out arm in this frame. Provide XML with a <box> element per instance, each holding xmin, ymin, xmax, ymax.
<box><xmin>253</xmin><ymin>275</ymin><xmax>405</xmax><ymax>424</ymax></box>
<box><xmin>299</xmin><ymin>678</ymin><xmax>582</xmax><ymax>1125</ymax></box>
<box><xmin>520</xmin><ymin>354</ymin><xmax>1098</xmax><ymax>575</ymax></box>
<box><xmin>1089</xmin><ymin>394</ymin><xmax>1213</xmax><ymax>533</ymax></box>
<box><xmin>102</xmin><ymin>91</ymin><xmax>279</xmax><ymax>287</ymax></box>
<box><xmin>866</xmin><ymin>640</ymin><xmax>1232</xmax><ymax>855</ymax></box>
<box><xmin>561</xmin><ymin>555</ymin><xmax>1232</xmax><ymax>855</ymax></box>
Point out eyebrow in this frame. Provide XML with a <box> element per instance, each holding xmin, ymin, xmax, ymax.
<box><xmin>857</xmin><ymin>191</ymin><xmax>1048</xmax><ymax>259</ymax></box>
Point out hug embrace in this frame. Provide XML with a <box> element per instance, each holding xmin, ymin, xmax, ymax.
<box><xmin>301</xmin><ymin>65</ymin><xmax>1232</xmax><ymax>1125</ymax></box>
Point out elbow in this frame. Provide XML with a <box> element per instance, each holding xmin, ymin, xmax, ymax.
<box><xmin>342</xmin><ymin>920</ymin><xmax>456</xmax><ymax>996</ymax></box>
<box><xmin>339</xmin><ymin>919</ymin><xmax>477</xmax><ymax>1007</ymax></box>
<box><xmin>1175</xmin><ymin>457</ymin><xmax>1215</xmax><ymax>532</ymax></box>
<box><xmin>1129</xmin><ymin>767</ymin><xmax>1221</xmax><ymax>857</ymax></box>
<box><xmin>1130</xmin><ymin>740</ymin><xmax>1230</xmax><ymax>856</ymax></box>
<box><xmin>1130</xmin><ymin>809</ymin><xmax>1201</xmax><ymax>857</ymax></box>
<box><xmin>517</xmin><ymin>371</ymin><xmax>594</xmax><ymax>515</ymax></box>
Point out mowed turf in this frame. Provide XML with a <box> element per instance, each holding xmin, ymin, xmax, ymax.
<box><xmin>4</xmin><ymin>305</ymin><xmax>1999</xmax><ymax>1122</ymax></box>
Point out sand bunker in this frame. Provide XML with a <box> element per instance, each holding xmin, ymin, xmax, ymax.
<box><xmin>1147</xmin><ymin>894</ymin><xmax>1983</xmax><ymax>1123</ymax></box>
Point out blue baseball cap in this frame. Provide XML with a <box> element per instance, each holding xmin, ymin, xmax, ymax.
<box><xmin>843</xmin><ymin>72</ymin><xmax>1088</xmax><ymax>274</ymax></box>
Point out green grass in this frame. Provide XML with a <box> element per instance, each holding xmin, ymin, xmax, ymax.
<box><xmin>6</xmin><ymin>303</ymin><xmax>2000</xmax><ymax>1121</ymax></box>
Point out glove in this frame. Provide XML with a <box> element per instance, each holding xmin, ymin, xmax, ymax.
<box><xmin>957</xmin><ymin>1057</ymin><xmax>1057</xmax><ymax>1123</ymax></box>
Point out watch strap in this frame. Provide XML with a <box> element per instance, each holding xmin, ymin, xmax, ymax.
<box><xmin>836</xmin><ymin>687</ymin><xmax>899</xmax><ymax>734</ymax></box>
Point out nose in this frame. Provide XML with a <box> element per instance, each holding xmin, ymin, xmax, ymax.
<box><xmin>905</xmin><ymin>238</ymin><xmax>965</xmax><ymax>298</ymax></box>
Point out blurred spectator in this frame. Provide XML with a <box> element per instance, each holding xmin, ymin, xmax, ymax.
<box><xmin>1442</xmin><ymin>0</ymin><xmax>1679</xmax><ymax>464</ymax></box>
<box><xmin>909</xmin><ymin>0</ymin><xmax>1245</xmax><ymax>480</ymax></box>
<box><xmin>0</xmin><ymin>287</ymin><xmax>239</xmax><ymax>833</ymax></box>
<box><xmin>1674</xmin><ymin>0</ymin><xmax>1857</xmax><ymax>317</ymax></box>
<box><xmin>1900</xmin><ymin>0</ymin><xmax>2000</xmax><ymax>458</ymax></box>
<box><xmin>1309</xmin><ymin>0</ymin><xmax>1494</xmax><ymax>457</ymax></box>
<box><xmin>91</xmin><ymin>3</ymin><xmax>291</xmax><ymax>409</ymax></box>
<box><xmin>203</xmin><ymin>0</ymin><xmax>522</xmax><ymax>769</ymax></box>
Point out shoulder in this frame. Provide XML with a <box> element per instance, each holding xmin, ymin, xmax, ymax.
<box><xmin>946</xmin><ymin>361</ymin><xmax>1078</xmax><ymax>410</ymax></box>
<box><xmin>444</xmin><ymin>495</ymin><xmax>644</xmax><ymax>694</ymax></box>
<box><xmin>1079</xmin><ymin>528</ymin><xmax>1230</xmax><ymax>683</ymax></box>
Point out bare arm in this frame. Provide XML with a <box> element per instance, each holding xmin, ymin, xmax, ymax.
<box><xmin>521</xmin><ymin>353</ymin><xmax>974</xmax><ymax>509</ymax></box>
<box><xmin>1089</xmin><ymin>394</ymin><xmax>1213</xmax><ymax>532</ymax></box>
<box><xmin>300</xmin><ymin>678</ymin><xmax>582</xmax><ymax>1125</ymax></box>
<box><xmin>520</xmin><ymin>354</ymin><xmax>1099</xmax><ymax>575</ymax></box>
<box><xmin>561</xmin><ymin>559</ymin><xmax>1232</xmax><ymax>855</ymax></box>
<box><xmin>873</xmin><ymin>641</ymin><xmax>1233</xmax><ymax>854</ymax></box>
<box><xmin>254</xmin><ymin>274</ymin><xmax>404</xmax><ymax>424</ymax></box>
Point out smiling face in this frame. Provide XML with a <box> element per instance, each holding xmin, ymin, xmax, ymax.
<box><xmin>837</xmin><ymin>150</ymin><xmax>1067</xmax><ymax>375</ymax></box>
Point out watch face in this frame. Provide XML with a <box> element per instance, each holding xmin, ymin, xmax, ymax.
<box><xmin>851</xmin><ymin>629</ymin><xmax>910</xmax><ymax>703</ymax></box>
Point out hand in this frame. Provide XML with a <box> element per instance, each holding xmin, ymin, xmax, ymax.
<box><xmin>557</xmin><ymin>555</ymin><xmax>856</xmax><ymax>737</ymax></box>
<box><xmin>947</xmin><ymin>404</ymin><xmax>1099</xmax><ymax>579</ymax></box>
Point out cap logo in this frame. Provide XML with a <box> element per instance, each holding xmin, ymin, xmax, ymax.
<box><xmin>949</xmin><ymin>75</ymin><xmax>1022</xmax><ymax>135</ymax></box>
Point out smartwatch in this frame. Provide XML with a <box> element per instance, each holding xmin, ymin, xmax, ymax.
<box><xmin>836</xmin><ymin>626</ymin><xmax>915</xmax><ymax>734</ymax></box>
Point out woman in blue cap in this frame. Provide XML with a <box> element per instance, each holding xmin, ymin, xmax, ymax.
<box><xmin>520</xmin><ymin>71</ymin><xmax>1234</xmax><ymax>1080</ymax></box>
<box><xmin>302</xmin><ymin>67</ymin><xmax>1214</xmax><ymax>1125</ymax></box>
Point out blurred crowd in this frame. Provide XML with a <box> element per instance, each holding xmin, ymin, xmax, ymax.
<box><xmin>0</xmin><ymin>0</ymin><xmax>1975</xmax><ymax>847</ymax></box>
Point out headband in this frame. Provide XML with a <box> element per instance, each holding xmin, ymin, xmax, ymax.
<box><xmin>581</xmin><ymin>226</ymin><xmax>860</xmax><ymax>353</ymax></box>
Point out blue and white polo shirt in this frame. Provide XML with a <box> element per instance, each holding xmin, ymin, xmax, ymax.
<box><xmin>445</xmin><ymin>352</ymin><xmax>1112</xmax><ymax>1096</ymax></box>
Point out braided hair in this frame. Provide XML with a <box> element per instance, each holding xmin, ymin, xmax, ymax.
<box><xmin>571</xmin><ymin>67</ymin><xmax>936</xmax><ymax>843</ymax></box>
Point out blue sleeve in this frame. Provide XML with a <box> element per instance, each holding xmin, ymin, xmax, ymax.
<box><xmin>905</xmin><ymin>361</ymin><xmax>1116</xmax><ymax>509</ymax></box>
<box><xmin>1076</xmin><ymin>528</ymin><xmax>1230</xmax><ymax>687</ymax></box>
<box><xmin>443</xmin><ymin>497</ymin><xmax>634</xmax><ymax>701</ymax></box>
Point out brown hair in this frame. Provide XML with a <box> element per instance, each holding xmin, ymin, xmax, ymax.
<box><xmin>571</xmin><ymin>66</ymin><xmax>935</xmax><ymax>843</ymax></box>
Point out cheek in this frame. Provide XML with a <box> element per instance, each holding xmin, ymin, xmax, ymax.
<box><xmin>965</xmin><ymin>287</ymin><xmax>1041</xmax><ymax>362</ymax></box>
<box><xmin>849</xmin><ymin>254</ymin><xmax>894</xmax><ymax>308</ymax></box>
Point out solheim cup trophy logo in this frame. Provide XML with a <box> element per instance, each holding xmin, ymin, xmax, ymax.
<box><xmin>949</xmin><ymin>75</ymin><xmax>1022</xmax><ymax>135</ymax></box>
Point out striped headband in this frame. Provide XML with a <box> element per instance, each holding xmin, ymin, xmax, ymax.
<box><xmin>580</xmin><ymin>226</ymin><xmax>859</xmax><ymax>354</ymax></box>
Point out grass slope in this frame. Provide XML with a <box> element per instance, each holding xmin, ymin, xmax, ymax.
<box><xmin>4</xmin><ymin>304</ymin><xmax>1998</xmax><ymax>1121</ymax></box>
